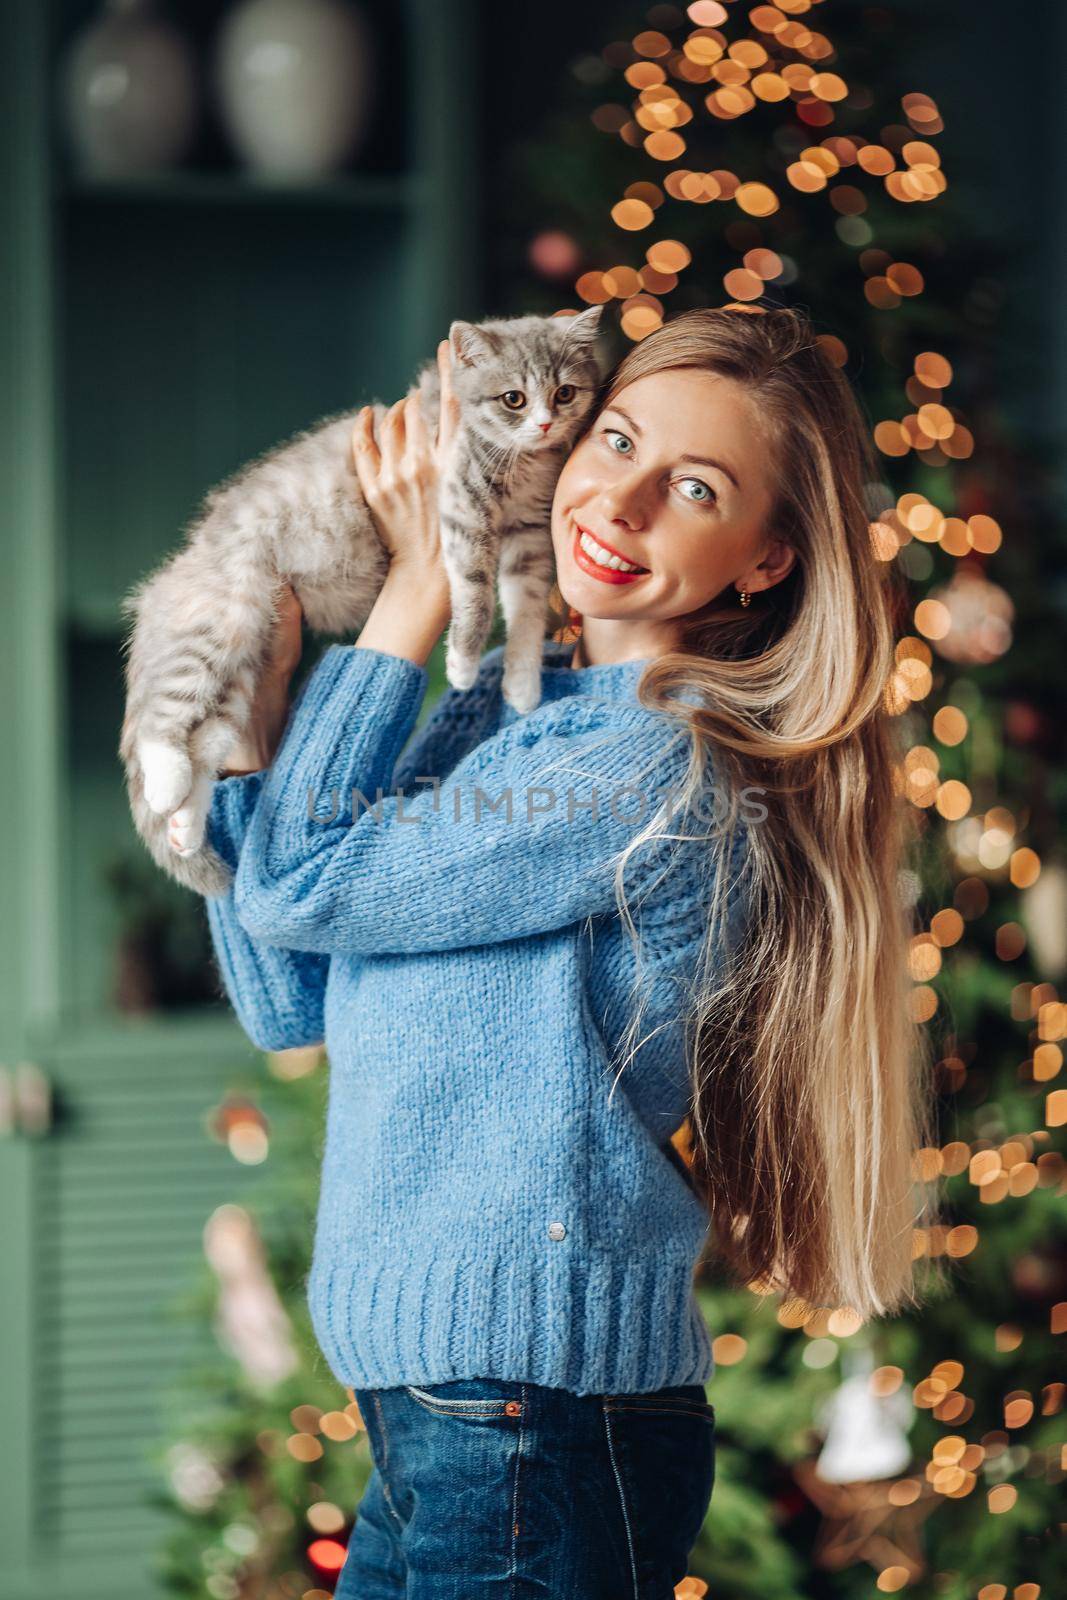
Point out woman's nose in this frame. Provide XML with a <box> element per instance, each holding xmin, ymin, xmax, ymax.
<box><xmin>599</xmin><ymin>483</ymin><xmax>647</xmax><ymax>530</ymax></box>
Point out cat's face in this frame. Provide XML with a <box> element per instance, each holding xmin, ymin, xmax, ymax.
<box><xmin>447</xmin><ymin>306</ymin><xmax>605</xmax><ymax>454</ymax></box>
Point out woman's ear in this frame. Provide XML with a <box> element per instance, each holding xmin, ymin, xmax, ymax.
<box><xmin>748</xmin><ymin>537</ymin><xmax>796</xmax><ymax>595</ymax></box>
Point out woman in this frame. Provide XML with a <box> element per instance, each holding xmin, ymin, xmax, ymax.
<box><xmin>187</xmin><ymin>306</ymin><xmax>938</xmax><ymax>1598</ymax></box>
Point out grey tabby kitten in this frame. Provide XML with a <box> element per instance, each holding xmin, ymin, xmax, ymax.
<box><xmin>119</xmin><ymin>304</ymin><xmax>606</xmax><ymax>898</ymax></box>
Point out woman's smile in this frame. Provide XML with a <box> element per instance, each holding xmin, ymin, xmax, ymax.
<box><xmin>571</xmin><ymin>519</ymin><xmax>650</xmax><ymax>584</ymax></box>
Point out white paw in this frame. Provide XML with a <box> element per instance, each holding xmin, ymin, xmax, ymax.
<box><xmin>503</xmin><ymin>665</ymin><xmax>543</xmax><ymax>716</ymax></box>
<box><xmin>141</xmin><ymin>740</ymin><xmax>192</xmax><ymax>815</ymax></box>
<box><xmin>445</xmin><ymin>644</ymin><xmax>480</xmax><ymax>691</ymax></box>
<box><xmin>166</xmin><ymin>773</ymin><xmax>213</xmax><ymax>857</ymax></box>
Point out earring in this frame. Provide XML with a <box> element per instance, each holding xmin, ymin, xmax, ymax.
<box><xmin>562</xmin><ymin>606</ymin><xmax>583</xmax><ymax>641</ymax></box>
<box><xmin>739</xmin><ymin>588</ymin><xmax>751</xmax><ymax>607</ymax></box>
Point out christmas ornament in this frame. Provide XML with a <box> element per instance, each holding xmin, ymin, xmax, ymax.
<box><xmin>796</xmin><ymin>1343</ymin><xmax>935</xmax><ymax>1581</ymax></box>
<box><xmin>794</xmin><ymin>1457</ymin><xmax>939</xmax><ymax>1582</ymax></box>
<box><xmin>203</xmin><ymin>1203</ymin><xmax>300</xmax><ymax>1388</ymax></box>
<box><xmin>814</xmin><ymin>1344</ymin><xmax>914</xmax><ymax>1482</ymax></box>
<box><xmin>164</xmin><ymin>1439</ymin><xmax>228</xmax><ymax>1512</ymax></box>
<box><xmin>1022</xmin><ymin>858</ymin><xmax>1067</xmax><ymax>979</ymax></box>
<box><xmin>528</xmin><ymin>229</ymin><xmax>581</xmax><ymax>280</ymax></box>
<box><xmin>928</xmin><ymin>567</ymin><xmax>1013</xmax><ymax>665</ymax></box>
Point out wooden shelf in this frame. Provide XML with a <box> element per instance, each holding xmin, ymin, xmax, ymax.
<box><xmin>61</xmin><ymin>169</ymin><xmax>422</xmax><ymax>211</ymax></box>
<box><xmin>67</xmin><ymin>595</ymin><xmax>129</xmax><ymax>639</ymax></box>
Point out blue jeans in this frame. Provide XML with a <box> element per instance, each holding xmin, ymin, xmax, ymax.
<box><xmin>335</xmin><ymin>1376</ymin><xmax>716</xmax><ymax>1599</ymax></box>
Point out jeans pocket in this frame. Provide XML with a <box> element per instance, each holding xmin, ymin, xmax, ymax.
<box><xmin>402</xmin><ymin>1377</ymin><xmax>527</xmax><ymax>1420</ymax></box>
<box><xmin>353</xmin><ymin>1388</ymin><xmax>408</xmax><ymax>1535</ymax></box>
<box><xmin>601</xmin><ymin>1385</ymin><xmax>716</xmax><ymax>1594</ymax></box>
<box><xmin>603</xmin><ymin>1382</ymin><xmax>716</xmax><ymax>1425</ymax></box>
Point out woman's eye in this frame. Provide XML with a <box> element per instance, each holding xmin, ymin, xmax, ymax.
<box><xmin>501</xmin><ymin>390</ymin><xmax>526</xmax><ymax>410</ymax></box>
<box><xmin>602</xmin><ymin>428</ymin><xmax>633</xmax><ymax>454</ymax></box>
<box><xmin>555</xmin><ymin>383</ymin><xmax>576</xmax><ymax>405</ymax></box>
<box><xmin>678</xmin><ymin>477</ymin><xmax>716</xmax><ymax>505</ymax></box>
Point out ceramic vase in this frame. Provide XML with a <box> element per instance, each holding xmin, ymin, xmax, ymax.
<box><xmin>214</xmin><ymin>0</ymin><xmax>374</xmax><ymax>180</ymax></box>
<box><xmin>59</xmin><ymin>0</ymin><xmax>199</xmax><ymax>178</ymax></box>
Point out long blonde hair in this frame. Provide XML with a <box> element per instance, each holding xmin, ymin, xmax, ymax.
<box><xmin>551</xmin><ymin>305</ymin><xmax>942</xmax><ymax>1322</ymax></box>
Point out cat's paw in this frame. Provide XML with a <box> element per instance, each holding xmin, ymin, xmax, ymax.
<box><xmin>167</xmin><ymin>808</ymin><xmax>203</xmax><ymax>858</ymax></box>
<box><xmin>502</xmin><ymin>665</ymin><xmax>543</xmax><ymax>716</ymax></box>
<box><xmin>166</xmin><ymin>773</ymin><xmax>213</xmax><ymax>857</ymax></box>
<box><xmin>140</xmin><ymin>741</ymin><xmax>193</xmax><ymax>815</ymax></box>
<box><xmin>445</xmin><ymin>642</ymin><xmax>481</xmax><ymax>692</ymax></box>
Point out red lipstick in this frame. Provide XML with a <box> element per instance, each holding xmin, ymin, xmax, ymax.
<box><xmin>572</xmin><ymin>522</ymin><xmax>649</xmax><ymax>585</ymax></box>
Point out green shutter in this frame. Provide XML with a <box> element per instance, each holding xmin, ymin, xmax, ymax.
<box><xmin>1</xmin><ymin>0</ymin><xmax>480</xmax><ymax>1592</ymax></box>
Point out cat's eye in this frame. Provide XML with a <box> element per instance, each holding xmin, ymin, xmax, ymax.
<box><xmin>501</xmin><ymin>390</ymin><xmax>526</xmax><ymax>410</ymax></box>
<box><xmin>555</xmin><ymin>383</ymin><xmax>577</xmax><ymax>405</ymax></box>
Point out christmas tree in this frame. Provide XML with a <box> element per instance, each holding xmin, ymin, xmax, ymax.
<box><xmin>509</xmin><ymin>2</ymin><xmax>1066</xmax><ymax>1595</ymax></box>
<box><xmin>155</xmin><ymin>4</ymin><xmax>1065</xmax><ymax>1596</ymax></box>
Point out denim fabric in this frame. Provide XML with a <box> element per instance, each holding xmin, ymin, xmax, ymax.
<box><xmin>336</xmin><ymin>1376</ymin><xmax>716</xmax><ymax>1599</ymax></box>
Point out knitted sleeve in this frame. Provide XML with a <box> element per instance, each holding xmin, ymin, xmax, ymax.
<box><xmin>203</xmin><ymin>771</ymin><xmax>330</xmax><ymax>1051</ymax></box>
<box><xmin>199</xmin><ymin>642</ymin><xmax>505</xmax><ymax>1045</ymax></box>
<box><xmin>391</xmin><ymin>643</ymin><xmax>507</xmax><ymax>793</ymax></box>
<box><xmin>232</xmin><ymin>643</ymin><xmax>692</xmax><ymax>957</ymax></box>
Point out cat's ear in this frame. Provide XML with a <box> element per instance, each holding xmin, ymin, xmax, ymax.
<box><xmin>449</xmin><ymin>321</ymin><xmax>501</xmax><ymax>368</ymax></box>
<box><xmin>561</xmin><ymin>303</ymin><xmax>606</xmax><ymax>345</ymax></box>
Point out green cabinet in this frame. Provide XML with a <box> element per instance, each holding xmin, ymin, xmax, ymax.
<box><xmin>0</xmin><ymin>2</ymin><xmax>480</xmax><ymax>1592</ymax></box>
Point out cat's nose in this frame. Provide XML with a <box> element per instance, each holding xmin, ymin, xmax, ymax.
<box><xmin>538</xmin><ymin>422</ymin><xmax>552</xmax><ymax>434</ymax></box>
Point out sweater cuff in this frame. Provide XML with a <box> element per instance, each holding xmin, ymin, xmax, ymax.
<box><xmin>262</xmin><ymin>643</ymin><xmax>429</xmax><ymax>819</ymax></box>
<box><xmin>206</xmin><ymin>771</ymin><xmax>266</xmax><ymax>875</ymax></box>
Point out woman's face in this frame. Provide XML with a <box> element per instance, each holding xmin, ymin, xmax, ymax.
<box><xmin>550</xmin><ymin>367</ymin><xmax>795</xmax><ymax>655</ymax></box>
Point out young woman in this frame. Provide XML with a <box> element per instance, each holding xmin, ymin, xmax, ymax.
<box><xmin>187</xmin><ymin>306</ymin><xmax>938</xmax><ymax>1599</ymax></box>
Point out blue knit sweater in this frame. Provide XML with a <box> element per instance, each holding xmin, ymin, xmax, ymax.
<box><xmin>203</xmin><ymin>635</ymin><xmax>752</xmax><ymax>1396</ymax></box>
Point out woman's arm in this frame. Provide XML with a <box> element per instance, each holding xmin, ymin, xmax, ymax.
<box><xmin>200</xmin><ymin>579</ymin><xmax>459</xmax><ymax>1048</ymax></box>
<box><xmin>195</xmin><ymin>602</ymin><xmax>329</xmax><ymax>1051</ymax></box>
<box><xmin>192</xmin><ymin>339</ymin><xmax>461</xmax><ymax>1042</ymax></box>
<box><xmin>204</xmin><ymin>770</ymin><xmax>329</xmax><ymax>1051</ymax></box>
<box><xmin>231</xmin><ymin>633</ymin><xmax>692</xmax><ymax>957</ymax></box>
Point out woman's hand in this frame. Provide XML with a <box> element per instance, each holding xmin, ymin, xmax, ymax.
<box><xmin>351</xmin><ymin>339</ymin><xmax>460</xmax><ymax>585</ymax></box>
<box><xmin>214</xmin><ymin>582</ymin><xmax>304</xmax><ymax>779</ymax></box>
<box><xmin>433</xmin><ymin>335</ymin><xmax>463</xmax><ymax>474</ymax></box>
<box><xmin>348</xmin><ymin>339</ymin><xmax>459</xmax><ymax>667</ymax></box>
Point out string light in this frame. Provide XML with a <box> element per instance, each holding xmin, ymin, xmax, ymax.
<box><xmin>204</xmin><ymin>10</ymin><xmax>1051</xmax><ymax>1596</ymax></box>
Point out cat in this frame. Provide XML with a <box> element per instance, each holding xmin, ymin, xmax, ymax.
<box><xmin>118</xmin><ymin>304</ymin><xmax>606</xmax><ymax>898</ymax></box>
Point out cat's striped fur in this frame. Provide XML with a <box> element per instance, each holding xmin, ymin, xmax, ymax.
<box><xmin>119</xmin><ymin>307</ymin><xmax>605</xmax><ymax>895</ymax></box>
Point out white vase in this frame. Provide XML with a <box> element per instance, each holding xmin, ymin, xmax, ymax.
<box><xmin>59</xmin><ymin>0</ymin><xmax>199</xmax><ymax>179</ymax></box>
<box><xmin>214</xmin><ymin>0</ymin><xmax>374</xmax><ymax>181</ymax></box>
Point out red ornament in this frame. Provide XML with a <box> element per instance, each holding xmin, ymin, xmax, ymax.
<box><xmin>307</xmin><ymin>1536</ymin><xmax>348</xmax><ymax>1573</ymax></box>
<box><xmin>1004</xmin><ymin>699</ymin><xmax>1042</xmax><ymax>745</ymax></box>
<box><xmin>528</xmin><ymin>230</ymin><xmax>582</xmax><ymax>281</ymax></box>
